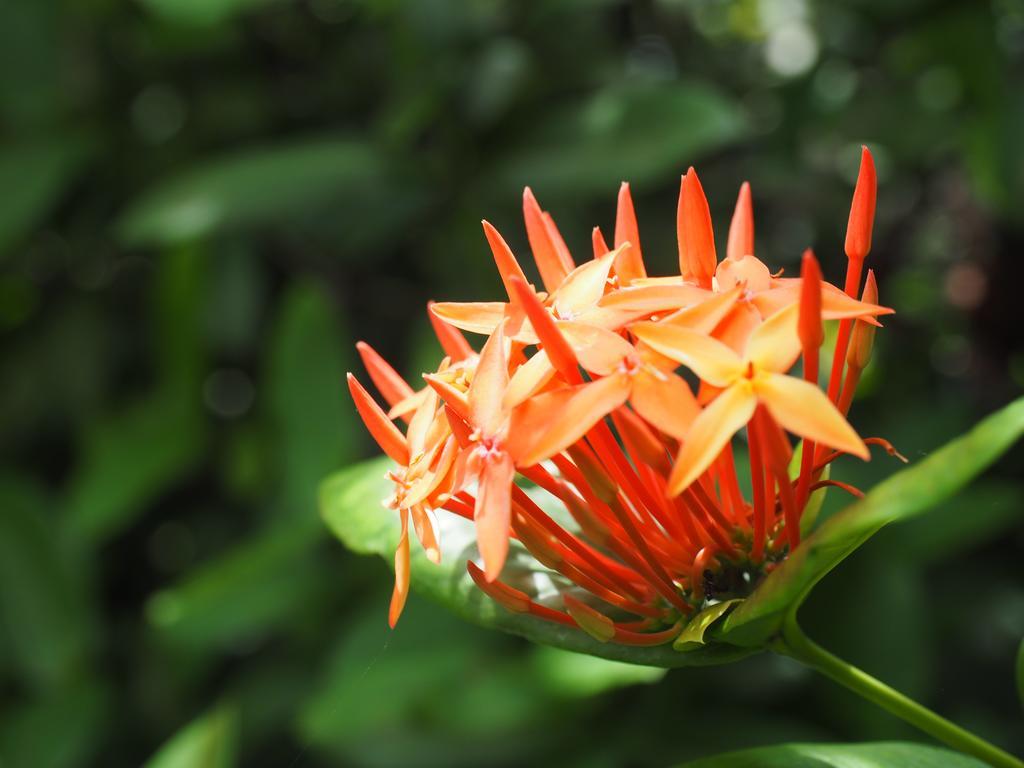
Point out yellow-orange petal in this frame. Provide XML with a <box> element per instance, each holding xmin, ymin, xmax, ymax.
<box><xmin>668</xmin><ymin>382</ymin><xmax>757</xmax><ymax>496</ymax></box>
<box><xmin>468</xmin><ymin>323</ymin><xmax>508</xmax><ymax>437</ymax></box>
<box><xmin>714</xmin><ymin>253</ymin><xmax>772</xmax><ymax>293</ymax></box>
<box><xmin>388</xmin><ymin>507</ymin><xmax>410</xmax><ymax>627</ymax></box>
<box><xmin>348</xmin><ymin>373</ymin><xmax>409</xmax><ymax>465</ymax></box>
<box><xmin>551</xmin><ymin>250</ymin><xmax>617</xmax><ymax>318</ymax></box>
<box><xmin>845</xmin><ymin>146</ymin><xmax>876</xmax><ymax>262</ymax></box>
<box><xmin>508</xmin><ymin>276</ymin><xmax>580</xmax><ymax>383</ymax></box>
<box><xmin>726</xmin><ymin>181</ymin><xmax>754</xmax><ymax>261</ymax></box>
<box><xmin>475</xmin><ymin>450</ymin><xmax>515</xmax><ymax>581</ymax></box>
<box><xmin>614</xmin><ymin>182</ymin><xmax>646</xmax><ymax>283</ymax></box>
<box><xmin>631</xmin><ymin>322</ymin><xmax>744</xmax><ymax>387</ymax></box>
<box><xmin>430</xmin><ymin>301</ymin><xmax>508</xmax><ymax>336</ymax></box>
<box><xmin>712</xmin><ymin>300</ymin><xmax>762</xmax><ymax>357</ymax></box>
<box><xmin>482</xmin><ymin>219</ymin><xmax>531</xmax><ymax>302</ymax></box>
<box><xmin>754</xmin><ymin>372</ymin><xmax>869</xmax><ymax>459</ymax></box>
<box><xmin>504</xmin><ymin>348</ymin><xmax>557</xmax><ymax>410</ymax></box>
<box><xmin>630</xmin><ymin>368</ymin><xmax>699</xmax><ymax>441</ymax></box>
<box><xmin>507</xmin><ymin>374</ymin><xmax>632</xmax><ymax>467</ymax></box>
<box><xmin>409</xmin><ymin>503</ymin><xmax>441</xmax><ymax>564</ymax></box>
<box><xmin>524</xmin><ymin>187</ymin><xmax>570</xmax><ymax>293</ymax></box>
<box><xmin>677</xmin><ymin>168</ymin><xmax>717</xmax><ymax>288</ymax></box>
<box><xmin>746</xmin><ymin>304</ymin><xmax>801</xmax><ymax>374</ymax></box>
<box><xmin>598</xmin><ymin>283</ymin><xmax>711</xmax><ymax>314</ymax></box>
<box><xmin>660</xmin><ymin>285</ymin><xmax>741</xmax><ymax>335</ymax></box>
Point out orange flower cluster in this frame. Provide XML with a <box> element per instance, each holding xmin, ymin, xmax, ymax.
<box><xmin>349</xmin><ymin>148</ymin><xmax>893</xmax><ymax>644</ymax></box>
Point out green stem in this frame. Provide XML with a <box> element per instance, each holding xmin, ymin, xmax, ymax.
<box><xmin>777</xmin><ymin>610</ymin><xmax>1024</xmax><ymax>768</ymax></box>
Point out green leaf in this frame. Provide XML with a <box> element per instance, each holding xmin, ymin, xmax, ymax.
<box><xmin>0</xmin><ymin>474</ymin><xmax>95</xmax><ymax>690</ymax></box>
<box><xmin>146</xmin><ymin>519</ymin><xmax>323</xmax><ymax>649</ymax></box>
<box><xmin>137</xmin><ymin>0</ymin><xmax>282</xmax><ymax>26</ymax></box>
<box><xmin>116</xmin><ymin>138</ymin><xmax>390</xmax><ymax>247</ymax></box>
<box><xmin>0</xmin><ymin>681</ymin><xmax>110</xmax><ymax>768</ymax></box>
<box><xmin>529</xmin><ymin>646</ymin><xmax>665</xmax><ymax>697</ymax></box>
<box><xmin>676</xmin><ymin>741</ymin><xmax>987</xmax><ymax>767</ymax></box>
<box><xmin>674</xmin><ymin>600</ymin><xmax>742</xmax><ymax>651</ymax></box>
<box><xmin>0</xmin><ymin>136</ymin><xmax>92</xmax><ymax>256</ymax></box>
<box><xmin>1016</xmin><ymin>637</ymin><xmax>1023</xmax><ymax>714</ymax></box>
<box><xmin>144</xmin><ymin>705</ymin><xmax>238</xmax><ymax>768</ymax></box>
<box><xmin>491</xmin><ymin>82</ymin><xmax>747</xmax><ymax>197</ymax></box>
<box><xmin>722</xmin><ymin>395</ymin><xmax>1024</xmax><ymax>646</ymax></box>
<box><xmin>266</xmin><ymin>280</ymin><xmax>357</xmax><ymax>516</ymax></box>
<box><xmin>320</xmin><ymin>458</ymin><xmax>755</xmax><ymax>668</ymax></box>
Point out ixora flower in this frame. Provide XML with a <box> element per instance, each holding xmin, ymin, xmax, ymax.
<box><xmin>328</xmin><ymin>148</ymin><xmax>1024</xmax><ymax>768</ymax></box>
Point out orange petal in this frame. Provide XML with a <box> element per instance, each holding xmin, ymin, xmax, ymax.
<box><xmin>614</xmin><ymin>182</ymin><xmax>646</xmax><ymax>283</ymax></box>
<box><xmin>845</xmin><ymin>146</ymin><xmax>876</xmax><ymax>262</ymax></box>
<box><xmin>430</xmin><ymin>301</ymin><xmax>508</xmax><ymax>336</ymax></box>
<box><xmin>409</xmin><ymin>504</ymin><xmax>441</xmax><ymax>564</ymax></box>
<box><xmin>388</xmin><ymin>507</ymin><xmax>410</xmax><ymax>627</ymax></box>
<box><xmin>348</xmin><ymin>373</ymin><xmax>409</xmax><ymax>465</ymax></box>
<box><xmin>475</xmin><ymin>450</ymin><xmax>515</xmax><ymax>581</ymax></box>
<box><xmin>598</xmin><ymin>283</ymin><xmax>711</xmax><ymax>314</ymax></box>
<box><xmin>507</xmin><ymin>374</ymin><xmax>632</xmax><ymax>467</ymax></box>
<box><xmin>660</xmin><ymin>286</ymin><xmax>741</xmax><ymax>334</ymax></box>
<box><xmin>631</xmin><ymin>368</ymin><xmax>699</xmax><ymax>441</ymax></box>
<box><xmin>551</xmin><ymin>251</ymin><xmax>617</xmax><ymax>318</ymax></box>
<box><xmin>631</xmin><ymin>322</ymin><xmax>744</xmax><ymax>387</ymax></box>
<box><xmin>820</xmin><ymin>282</ymin><xmax>892</xmax><ymax>322</ymax></box>
<box><xmin>508</xmin><ymin>277</ymin><xmax>580</xmax><ymax>383</ymax></box>
<box><xmin>668</xmin><ymin>382</ymin><xmax>757</xmax><ymax>496</ymax></box>
<box><xmin>754</xmin><ymin>372</ymin><xmax>868</xmax><ymax>459</ymax></box>
<box><xmin>559</xmin><ymin>321</ymin><xmax>634</xmax><ymax>376</ymax></box>
<box><xmin>524</xmin><ymin>187</ymin><xmax>569</xmax><ymax>293</ymax></box>
<box><xmin>482</xmin><ymin>220</ymin><xmax>531</xmax><ymax>302</ymax></box>
<box><xmin>356</xmin><ymin>341</ymin><xmax>414</xmax><ymax>411</ymax></box>
<box><xmin>798</xmin><ymin>250</ymin><xmax>824</xmax><ymax>350</ymax></box>
<box><xmin>714</xmin><ymin>254</ymin><xmax>772</xmax><ymax>293</ymax></box>
<box><xmin>746</xmin><ymin>304</ymin><xmax>801</xmax><ymax>374</ymax></box>
<box><xmin>726</xmin><ymin>181</ymin><xmax>754</xmax><ymax>260</ymax></box>
<box><xmin>427</xmin><ymin>301</ymin><xmax>474</xmax><ymax>361</ymax></box>
<box><xmin>468</xmin><ymin>323</ymin><xmax>508</xmax><ymax>436</ymax></box>
<box><xmin>406</xmin><ymin>385</ymin><xmax>438</xmax><ymax>457</ymax></box>
<box><xmin>677</xmin><ymin>168</ymin><xmax>717</xmax><ymax>288</ymax></box>
<box><xmin>423</xmin><ymin>373</ymin><xmax>470</xmax><ymax>422</ymax></box>
<box><xmin>504</xmin><ymin>349</ymin><xmax>557</xmax><ymax>410</ymax></box>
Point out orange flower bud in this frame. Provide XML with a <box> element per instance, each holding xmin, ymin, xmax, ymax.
<box><xmin>847</xmin><ymin>270</ymin><xmax>879</xmax><ymax>371</ymax></box>
<box><xmin>726</xmin><ymin>181</ymin><xmax>754</xmax><ymax>261</ymax></box>
<box><xmin>845</xmin><ymin>146</ymin><xmax>877</xmax><ymax>263</ymax></box>
<box><xmin>677</xmin><ymin>168</ymin><xmax>717</xmax><ymax>288</ymax></box>
<box><xmin>798</xmin><ymin>249</ymin><xmax>824</xmax><ymax>350</ymax></box>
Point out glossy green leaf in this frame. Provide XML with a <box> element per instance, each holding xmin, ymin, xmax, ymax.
<box><xmin>117</xmin><ymin>139</ymin><xmax>388</xmax><ymax>247</ymax></box>
<box><xmin>529</xmin><ymin>646</ymin><xmax>665</xmax><ymax>697</ymax></box>
<box><xmin>674</xmin><ymin>600</ymin><xmax>742</xmax><ymax>651</ymax></box>
<box><xmin>492</xmin><ymin>82</ymin><xmax>747</xmax><ymax>197</ymax></box>
<box><xmin>722</xmin><ymin>395</ymin><xmax>1024</xmax><ymax>646</ymax></box>
<box><xmin>677</xmin><ymin>741</ymin><xmax>987</xmax><ymax>767</ymax></box>
<box><xmin>144</xmin><ymin>705</ymin><xmax>238</xmax><ymax>768</ymax></box>
<box><xmin>320</xmin><ymin>458</ymin><xmax>754</xmax><ymax>668</ymax></box>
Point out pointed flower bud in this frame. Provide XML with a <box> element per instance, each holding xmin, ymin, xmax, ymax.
<box><xmin>798</xmin><ymin>249</ymin><xmax>824</xmax><ymax>350</ymax></box>
<box><xmin>847</xmin><ymin>270</ymin><xmax>879</xmax><ymax>371</ymax></box>
<box><xmin>845</xmin><ymin>146</ymin><xmax>877</xmax><ymax>263</ymax></box>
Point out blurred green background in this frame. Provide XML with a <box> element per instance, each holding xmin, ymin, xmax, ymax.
<box><xmin>2</xmin><ymin>0</ymin><xmax>1023</xmax><ymax>765</ymax></box>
